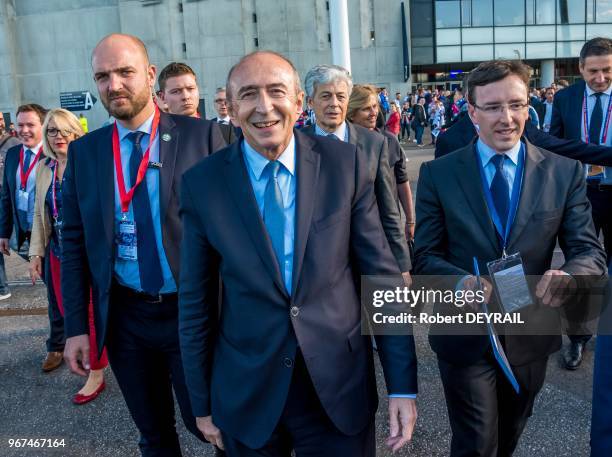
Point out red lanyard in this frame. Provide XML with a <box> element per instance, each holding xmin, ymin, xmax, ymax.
<box><xmin>19</xmin><ymin>146</ymin><xmax>42</xmax><ymax>190</ymax></box>
<box><xmin>112</xmin><ymin>108</ymin><xmax>160</xmax><ymax>214</ymax></box>
<box><xmin>583</xmin><ymin>90</ymin><xmax>612</xmax><ymax>144</ymax></box>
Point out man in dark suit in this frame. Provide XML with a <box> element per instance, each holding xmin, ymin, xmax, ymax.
<box><xmin>211</xmin><ymin>87</ymin><xmax>240</xmax><ymax>144</ymax></box>
<box><xmin>550</xmin><ymin>37</ymin><xmax>612</xmax><ymax>370</ymax></box>
<box><xmin>414</xmin><ymin>60</ymin><xmax>606</xmax><ymax>457</ymax></box>
<box><xmin>61</xmin><ymin>34</ymin><xmax>225</xmax><ymax>457</ymax></box>
<box><xmin>179</xmin><ymin>51</ymin><xmax>418</xmax><ymax>456</ymax></box>
<box><xmin>300</xmin><ymin>64</ymin><xmax>412</xmax><ymax>282</ymax></box>
<box><xmin>157</xmin><ymin>61</ymin><xmax>202</xmax><ymax>118</ymax></box>
<box><xmin>0</xmin><ymin>103</ymin><xmax>66</xmax><ymax>372</ymax></box>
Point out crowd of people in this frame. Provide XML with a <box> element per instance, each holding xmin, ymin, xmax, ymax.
<box><xmin>0</xmin><ymin>31</ymin><xmax>611</xmax><ymax>457</ymax></box>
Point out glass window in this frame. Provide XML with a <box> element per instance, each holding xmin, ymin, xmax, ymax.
<box><xmin>596</xmin><ymin>0</ymin><xmax>612</xmax><ymax>22</ymax></box>
<box><xmin>462</xmin><ymin>27</ymin><xmax>494</xmax><ymax>44</ymax></box>
<box><xmin>587</xmin><ymin>23</ymin><xmax>612</xmax><ymax>38</ymax></box>
<box><xmin>556</xmin><ymin>41</ymin><xmax>584</xmax><ymax>58</ymax></box>
<box><xmin>437</xmin><ymin>45</ymin><xmax>461</xmax><ymax>63</ymax></box>
<box><xmin>461</xmin><ymin>0</ymin><xmax>472</xmax><ymax>26</ymax></box>
<box><xmin>557</xmin><ymin>0</ymin><xmax>585</xmax><ymax>23</ymax></box>
<box><xmin>557</xmin><ymin>24</ymin><xmax>586</xmax><ymax>41</ymax></box>
<box><xmin>494</xmin><ymin>0</ymin><xmax>524</xmax><ymax>25</ymax></box>
<box><xmin>462</xmin><ymin>44</ymin><xmax>494</xmax><ymax>61</ymax></box>
<box><xmin>495</xmin><ymin>43</ymin><xmax>525</xmax><ymax>60</ymax></box>
<box><xmin>526</xmin><ymin>42</ymin><xmax>556</xmax><ymax>59</ymax></box>
<box><xmin>436</xmin><ymin>1</ymin><xmax>461</xmax><ymax>28</ymax></box>
<box><xmin>536</xmin><ymin>0</ymin><xmax>556</xmax><ymax>24</ymax></box>
<box><xmin>495</xmin><ymin>26</ymin><xmax>526</xmax><ymax>43</ymax></box>
<box><xmin>437</xmin><ymin>28</ymin><xmax>462</xmax><ymax>45</ymax></box>
<box><xmin>526</xmin><ymin>0</ymin><xmax>536</xmax><ymax>24</ymax></box>
<box><xmin>472</xmin><ymin>0</ymin><xmax>493</xmax><ymax>26</ymax></box>
<box><xmin>526</xmin><ymin>25</ymin><xmax>556</xmax><ymax>41</ymax></box>
<box><xmin>587</xmin><ymin>0</ymin><xmax>595</xmax><ymax>22</ymax></box>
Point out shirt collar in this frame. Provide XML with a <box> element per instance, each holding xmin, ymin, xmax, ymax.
<box><xmin>116</xmin><ymin>111</ymin><xmax>155</xmax><ymax>141</ymax></box>
<box><xmin>242</xmin><ymin>135</ymin><xmax>296</xmax><ymax>181</ymax></box>
<box><xmin>219</xmin><ymin>115</ymin><xmax>231</xmax><ymax>123</ymax></box>
<box><xmin>585</xmin><ymin>83</ymin><xmax>612</xmax><ymax>97</ymax></box>
<box><xmin>477</xmin><ymin>138</ymin><xmax>522</xmax><ymax>167</ymax></box>
<box><xmin>315</xmin><ymin>121</ymin><xmax>348</xmax><ymax>142</ymax></box>
<box><xmin>26</xmin><ymin>141</ymin><xmax>43</xmax><ymax>153</ymax></box>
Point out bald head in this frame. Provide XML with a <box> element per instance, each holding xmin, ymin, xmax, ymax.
<box><xmin>92</xmin><ymin>34</ymin><xmax>150</xmax><ymax>66</ymax></box>
<box><xmin>226</xmin><ymin>51</ymin><xmax>301</xmax><ymax>101</ymax></box>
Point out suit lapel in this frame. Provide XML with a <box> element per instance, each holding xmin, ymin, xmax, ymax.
<box><xmin>223</xmin><ymin>142</ymin><xmax>289</xmax><ymax>298</ymax></box>
<box><xmin>569</xmin><ymin>81</ymin><xmax>585</xmax><ymax>139</ymax></box>
<box><xmin>456</xmin><ymin>143</ymin><xmax>500</xmax><ymax>253</ymax></box>
<box><xmin>158</xmin><ymin>113</ymin><xmax>178</xmax><ymax>224</ymax></box>
<box><xmin>96</xmin><ymin>127</ymin><xmax>115</xmax><ymax>249</ymax></box>
<box><xmin>291</xmin><ymin>132</ymin><xmax>320</xmax><ymax>296</ymax></box>
<box><xmin>507</xmin><ymin>140</ymin><xmax>546</xmax><ymax>249</ymax></box>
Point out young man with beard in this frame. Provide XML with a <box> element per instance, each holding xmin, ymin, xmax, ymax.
<box><xmin>61</xmin><ymin>34</ymin><xmax>225</xmax><ymax>457</ymax></box>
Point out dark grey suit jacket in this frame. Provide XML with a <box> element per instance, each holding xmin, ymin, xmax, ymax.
<box><xmin>414</xmin><ymin>138</ymin><xmax>606</xmax><ymax>366</ymax></box>
<box><xmin>301</xmin><ymin>123</ymin><xmax>411</xmax><ymax>271</ymax></box>
<box><xmin>61</xmin><ymin>112</ymin><xmax>226</xmax><ymax>351</ymax></box>
<box><xmin>178</xmin><ymin>130</ymin><xmax>418</xmax><ymax>448</ymax></box>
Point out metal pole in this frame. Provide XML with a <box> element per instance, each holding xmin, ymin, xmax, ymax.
<box><xmin>329</xmin><ymin>0</ymin><xmax>351</xmax><ymax>73</ymax></box>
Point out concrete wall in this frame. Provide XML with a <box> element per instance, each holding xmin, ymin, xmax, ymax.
<box><xmin>0</xmin><ymin>0</ymin><xmax>411</xmax><ymax>129</ymax></box>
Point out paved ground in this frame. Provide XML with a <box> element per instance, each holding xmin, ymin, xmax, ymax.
<box><xmin>0</xmin><ymin>144</ymin><xmax>594</xmax><ymax>456</ymax></box>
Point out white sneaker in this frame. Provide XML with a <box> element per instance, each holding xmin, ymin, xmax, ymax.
<box><xmin>0</xmin><ymin>292</ymin><xmax>11</xmax><ymax>300</ymax></box>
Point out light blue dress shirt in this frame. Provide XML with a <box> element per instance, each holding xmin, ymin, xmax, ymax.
<box><xmin>242</xmin><ymin>137</ymin><xmax>296</xmax><ymax>294</ymax></box>
<box><xmin>114</xmin><ymin>113</ymin><xmax>176</xmax><ymax>293</ymax></box>
<box><xmin>15</xmin><ymin>142</ymin><xmax>42</xmax><ymax>230</ymax></box>
<box><xmin>477</xmin><ymin>138</ymin><xmax>523</xmax><ymax>199</ymax></box>
<box><xmin>314</xmin><ymin>121</ymin><xmax>349</xmax><ymax>142</ymax></box>
<box><xmin>581</xmin><ymin>84</ymin><xmax>612</xmax><ymax>183</ymax></box>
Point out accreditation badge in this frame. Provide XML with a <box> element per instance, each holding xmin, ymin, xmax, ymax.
<box><xmin>17</xmin><ymin>189</ymin><xmax>29</xmax><ymax>211</ymax></box>
<box><xmin>116</xmin><ymin>219</ymin><xmax>137</xmax><ymax>261</ymax></box>
<box><xmin>487</xmin><ymin>252</ymin><xmax>532</xmax><ymax>314</ymax></box>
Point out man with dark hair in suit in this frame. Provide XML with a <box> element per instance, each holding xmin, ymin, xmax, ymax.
<box><xmin>61</xmin><ymin>34</ymin><xmax>225</xmax><ymax>457</ymax></box>
<box><xmin>158</xmin><ymin>61</ymin><xmax>201</xmax><ymax>118</ymax></box>
<box><xmin>415</xmin><ymin>59</ymin><xmax>606</xmax><ymax>457</ymax></box>
<box><xmin>301</xmin><ymin>64</ymin><xmax>413</xmax><ymax>284</ymax></box>
<box><xmin>211</xmin><ymin>87</ymin><xmax>240</xmax><ymax>145</ymax></box>
<box><xmin>179</xmin><ymin>50</ymin><xmax>418</xmax><ymax>456</ymax></box>
<box><xmin>550</xmin><ymin>37</ymin><xmax>612</xmax><ymax>370</ymax></box>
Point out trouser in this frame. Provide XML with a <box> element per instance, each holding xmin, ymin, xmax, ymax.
<box><xmin>40</xmin><ymin>244</ymin><xmax>65</xmax><ymax>352</ymax></box>
<box><xmin>48</xmin><ymin>249</ymin><xmax>107</xmax><ymax>369</ymax></box>
<box><xmin>0</xmin><ymin>254</ymin><xmax>9</xmax><ymax>295</ymax></box>
<box><xmin>438</xmin><ymin>350</ymin><xmax>548</xmax><ymax>457</ymax></box>
<box><xmin>221</xmin><ymin>351</ymin><xmax>375</xmax><ymax>457</ymax></box>
<box><xmin>401</xmin><ymin>122</ymin><xmax>410</xmax><ymax>139</ymax></box>
<box><xmin>414</xmin><ymin>125</ymin><xmax>424</xmax><ymax>144</ymax></box>
<box><xmin>106</xmin><ymin>283</ymin><xmax>207</xmax><ymax>457</ymax></box>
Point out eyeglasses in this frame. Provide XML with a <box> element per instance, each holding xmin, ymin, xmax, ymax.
<box><xmin>214</xmin><ymin>99</ymin><xmax>228</xmax><ymax>105</ymax></box>
<box><xmin>472</xmin><ymin>102</ymin><xmax>529</xmax><ymax>114</ymax></box>
<box><xmin>46</xmin><ymin>128</ymin><xmax>75</xmax><ymax>138</ymax></box>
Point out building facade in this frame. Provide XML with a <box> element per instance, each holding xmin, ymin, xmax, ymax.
<box><xmin>410</xmin><ymin>0</ymin><xmax>612</xmax><ymax>91</ymax></box>
<box><xmin>0</xmin><ymin>0</ymin><xmax>412</xmax><ymax>129</ymax></box>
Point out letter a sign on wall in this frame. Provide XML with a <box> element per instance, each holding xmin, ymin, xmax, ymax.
<box><xmin>60</xmin><ymin>91</ymin><xmax>98</xmax><ymax>111</ymax></box>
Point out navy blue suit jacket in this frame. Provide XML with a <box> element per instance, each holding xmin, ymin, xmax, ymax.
<box><xmin>435</xmin><ymin>109</ymin><xmax>612</xmax><ymax>166</ymax></box>
<box><xmin>61</xmin><ymin>112</ymin><xmax>225</xmax><ymax>353</ymax></box>
<box><xmin>550</xmin><ymin>80</ymin><xmax>586</xmax><ymax>141</ymax></box>
<box><xmin>178</xmin><ymin>130</ymin><xmax>418</xmax><ymax>448</ymax></box>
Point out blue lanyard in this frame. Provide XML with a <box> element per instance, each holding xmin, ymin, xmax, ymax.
<box><xmin>475</xmin><ymin>144</ymin><xmax>525</xmax><ymax>255</ymax></box>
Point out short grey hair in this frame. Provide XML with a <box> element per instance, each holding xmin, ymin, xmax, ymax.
<box><xmin>304</xmin><ymin>64</ymin><xmax>353</xmax><ymax>99</ymax></box>
<box><xmin>215</xmin><ymin>87</ymin><xmax>226</xmax><ymax>95</ymax></box>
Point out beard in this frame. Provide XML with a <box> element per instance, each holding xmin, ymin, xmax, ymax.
<box><xmin>102</xmin><ymin>87</ymin><xmax>151</xmax><ymax>121</ymax></box>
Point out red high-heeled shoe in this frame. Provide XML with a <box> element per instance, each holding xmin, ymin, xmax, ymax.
<box><xmin>72</xmin><ymin>381</ymin><xmax>105</xmax><ymax>405</ymax></box>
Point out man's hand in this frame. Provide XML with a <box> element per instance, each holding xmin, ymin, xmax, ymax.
<box><xmin>29</xmin><ymin>256</ymin><xmax>42</xmax><ymax>285</ymax></box>
<box><xmin>64</xmin><ymin>334</ymin><xmax>90</xmax><ymax>376</ymax></box>
<box><xmin>401</xmin><ymin>271</ymin><xmax>412</xmax><ymax>288</ymax></box>
<box><xmin>387</xmin><ymin>397</ymin><xmax>417</xmax><ymax>453</ymax></box>
<box><xmin>536</xmin><ymin>270</ymin><xmax>576</xmax><ymax>307</ymax></box>
<box><xmin>406</xmin><ymin>223</ymin><xmax>415</xmax><ymax>241</ymax></box>
<box><xmin>461</xmin><ymin>276</ymin><xmax>493</xmax><ymax>309</ymax></box>
<box><xmin>196</xmin><ymin>416</ymin><xmax>224</xmax><ymax>451</ymax></box>
<box><xmin>0</xmin><ymin>238</ymin><xmax>10</xmax><ymax>256</ymax></box>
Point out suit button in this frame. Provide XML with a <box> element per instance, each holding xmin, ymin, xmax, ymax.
<box><xmin>283</xmin><ymin>357</ymin><xmax>293</xmax><ymax>368</ymax></box>
<box><xmin>290</xmin><ymin>306</ymin><xmax>299</xmax><ymax>317</ymax></box>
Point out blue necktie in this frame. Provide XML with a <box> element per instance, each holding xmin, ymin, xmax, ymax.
<box><xmin>490</xmin><ymin>154</ymin><xmax>509</xmax><ymax>231</ymax></box>
<box><xmin>17</xmin><ymin>149</ymin><xmax>34</xmax><ymax>230</ymax></box>
<box><xmin>327</xmin><ymin>133</ymin><xmax>339</xmax><ymax>141</ymax></box>
<box><xmin>264</xmin><ymin>161</ymin><xmax>285</xmax><ymax>282</ymax></box>
<box><xmin>589</xmin><ymin>93</ymin><xmax>604</xmax><ymax>145</ymax></box>
<box><xmin>127</xmin><ymin>132</ymin><xmax>164</xmax><ymax>295</ymax></box>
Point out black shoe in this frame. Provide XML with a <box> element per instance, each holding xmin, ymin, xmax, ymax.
<box><xmin>564</xmin><ymin>341</ymin><xmax>585</xmax><ymax>370</ymax></box>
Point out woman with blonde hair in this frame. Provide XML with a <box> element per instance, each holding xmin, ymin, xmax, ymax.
<box><xmin>348</xmin><ymin>85</ymin><xmax>416</xmax><ymax>240</ymax></box>
<box><xmin>29</xmin><ymin>108</ymin><xmax>108</xmax><ymax>404</ymax></box>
